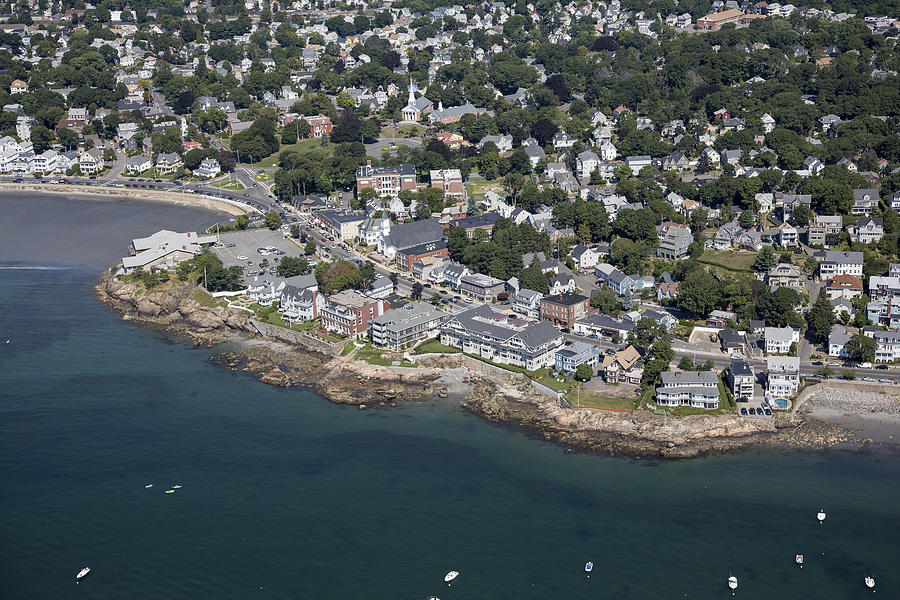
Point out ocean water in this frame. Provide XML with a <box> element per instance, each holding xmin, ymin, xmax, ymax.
<box><xmin>2</xmin><ymin>195</ymin><xmax>900</xmax><ymax>599</ymax></box>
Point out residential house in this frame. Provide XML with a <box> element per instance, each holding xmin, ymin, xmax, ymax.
<box><xmin>853</xmin><ymin>217</ymin><xmax>884</xmax><ymax>244</ymax></box>
<box><xmin>195</xmin><ymin>157</ymin><xmax>221</xmax><ymax>179</ymax></box>
<box><xmin>554</xmin><ymin>341</ymin><xmax>600</xmax><ymax>374</ymax></box>
<box><xmin>513</xmin><ymin>288</ymin><xmax>543</xmax><ymax>319</ymax></box>
<box><xmin>765</xmin><ymin>327</ymin><xmax>799</xmax><ymax>354</ymax></box>
<box><xmin>155</xmin><ymin>152</ymin><xmax>183</xmax><ymax>176</ymax></box>
<box><xmin>826</xmin><ymin>274</ymin><xmax>864</xmax><ymax>300</ymax></box>
<box><xmin>851</xmin><ymin>189</ymin><xmax>879</xmax><ymax>216</ymax></box>
<box><xmin>540</xmin><ymin>293</ymin><xmax>589</xmax><ymax>328</ymax></box>
<box><xmin>863</xmin><ymin>328</ymin><xmax>900</xmax><ymax>362</ymax></box>
<box><xmin>368</xmin><ymin>302</ymin><xmax>449</xmax><ymax>350</ymax></box>
<box><xmin>78</xmin><ymin>148</ymin><xmax>104</xmax><ymax>175</ymax></box>
<box><xmin>727</xmin><ymin>357</ymin><xmax>755</xmax><ymax>401</ymax></box>
<box><xmin>572</xmin><ymin>245</ymin><xmax>602</xmax><ymax>271</ymax></box>
<box><xmin>280</xmin><ymin>285</ymin><xmax>325</xmax><ymax>322</ymax></box>
<box><xmin>767</xmin><ymin>263</ymin><xmax>803</xmax><ymax>289</ymax></box>
<box><xmin>655</xmin><ymin>370</ymin><xmax>720</xmax><ymax>409</ymax></box>
<box><xmin>125</xmin><ymin>155</ymin><xmax>152</xmax><ymax>175</ymax></box>
<box><xmin>781</xmin><ymin>194</ymin><xmax>812</xmax><ymax>224</ymax></box>
<box><xmin>320</xmin><ymin>290</ymin><xmax>390</xmax><ymax>338</ymax></box>
<box><xmin>828</xmin><ymin>325</ymin><xmax>852</xmax><ymax>358</ymax></box>
<box><xmin>819</xmin><ymin>251</ymin><xmax>863</xmax><ymax>278</ymax></box>
<box><xmin>656</xmin><ymin>223</ymin><xmax>693</xmax><ymax>259</ymax></box>
<box><xmin>767</xmin><ymin>356</ymin><xmax>800</xmax><ymax>396</ymax></box>
<box><xmin>548</xmin><ymin>273</ymin><xmax>577</xmax><ymax>295</ymax></box>
<box><xmin>595</xmin><ymin>263</ymin><xmax>634</xmax><ymax>296</ymax></box>
<box><xmin>867</xmin><ymin>296</ymin><xmax>900</xmax><ymax>329</ymax></box>
<box><xmin>450</xmin><ymin>213</ymin><xmax>498</xmax><ymax>238</ymax></box>
<box><xmin>777</xmin><ymin>224</ymin><xmax>799</xmax><ymax>247</ymax></box>
<box><xmin>316</xmin><ymin>210</ymin><xmax>366</xmax><ymax>242</ymax></box>
<box><xmin>809</xmin><ymin>215</ymin><xmax>842</xmax><ymax>246</ymax></box>
<box><xmin>440</xmin><ymin>304</ymin><xmax>564</xmax><ymax>371</ymax></box>
<box><xmin>601</xmin><ymin>345</ymin><xmax>643</xmax><ymax>384</ymax></box>
<box><xmin>574</xmin><ymin>314</ymin><xmax>635</xmax><ymax>341</ymax></box>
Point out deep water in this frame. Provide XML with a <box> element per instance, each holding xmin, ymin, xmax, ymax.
<box><xmin>1</xmin><ymin>194</ymin><xmax>898</xmax><ymax>599</ymax></box>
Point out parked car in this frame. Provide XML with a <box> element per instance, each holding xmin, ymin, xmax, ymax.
<box><xmin>879</xmin><ymin>378</ymin><xmax>892</xmax><ymax>383</ymax></box>
<box><xmin>236</xmin><ymin>255</ymin><xmax>248</xmax><ymax>260</ymax></box>
<box><xmin>876</xmin><ymin>364</ymin><xmax>889</xmax><ymax>370</ymax></box>
<box><xmin>748</xmin><ymin>408</ymin><xmax>756</xmax><ymax>415</ymax></box>
<box><xmin>764</xmin><ymin>409</ymin><xmax>772</xmax><ymax>416</ymax></box>
<box><xmin>828</xmin><ymin>362</ymin><xmax>841</xmax><ymax>367</ymax></box>
<box><xmin>740</xmin><ymin>408</ymin><xmax>748</xmax><ymax>415</ymax></box>
<box><xmin>226</xmin><ymin>243</ymin><xmax>236</xmax><ymax>248</ymax></box>
<box><xmin>863</xmin><ymin>376</ymin><xmax>876</xmax><ymax>382</ymax></box>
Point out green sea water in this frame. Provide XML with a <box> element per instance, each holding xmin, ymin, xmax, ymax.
<box><xmin>1</xmin><ymin>195</ymin><xmax>899</xmax><ymax>599</ymax></box>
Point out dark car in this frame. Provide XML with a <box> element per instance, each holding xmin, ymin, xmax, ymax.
<box><xmin>748</xmin><ymin>408</ymin><xmax>756</xmax><ymax>415</ymax></box>
<box><xmin>226</xmin><ymin>243</ymin><xmax>236</xmax><ymax>248</ymax></box>
<box><xmin>424</xmin><ymin>283</ymin><xmax>432</xmax><ymax>288</ymax></box>
<box><xmin>764</xmin><ymin>409</ymin><xmax>772</xmax><ymax>416</ymax></box>
<box><xmin>876</xmin><ymin>365</ymin><xmax>889</xmax><ymax>370</ymax></box>
<box><xmin>740</xmin><ymin>408</ymin><xmax>748</xmax><ymax>415</ymax></box>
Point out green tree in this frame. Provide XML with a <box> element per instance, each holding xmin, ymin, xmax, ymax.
<box><xmin>235</xmin><ymin>215</ymin><xmax>250</xmax><ymax>230</ymax></box>
<box><xmin>304</xmin><ymin>241</ymin><xmax>317</xmax><ymax>254</ymax></box>
<box><xmin>676</xmin><ymin>269</ymin><xmax>722</xmax><ymax>318</ymax></box>
<box><xmin>276</xmin><ymin>256</ymin><xmax>310</xmax><ymax>277</ymax></box>
<box><xmin>590</xmin><ymin>289</ymin><xmax>623</xmax><ymax>316</ymax></box>
<box><xmin>264</xmin><ymin>211</ymin><xmax>283</xmax><ymax>230</ymax></box>
<box><xmin>806</xmin><ymin>291</ymin><xmax>835</xmax><ymax>343</ymax></box>
<box><xmin>752</xmin><ymin>246</ymin><xmax>777</xmax><ymax>271</ymax></box>
<box><xmin>628</xmin><ymin>318</ymin><xmax>669</xmax><ymax>354</ymax></box>
<box><xmin>739</xmin><ymin>210</ymin><xmax>755</xmax><ymax>229</ymax></box>
<box><xmin>845</xmin><ymin>334</ymin><xmax>876</xmax><ymax>363</ymax></box>
<box><xmin>290</xmin><ymin>224</ymin><xmax>300</xmax><ymax>238</ymax></box>
<box><xmin>575</xmin><ymin>363</ymin><xmax>593</xmax><ymax>381</ymax></box>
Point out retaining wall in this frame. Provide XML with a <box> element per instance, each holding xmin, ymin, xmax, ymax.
<box><xmin>250</xmin><ymin>319</ymin><xmax>343</xmax><ymax>356</ymax></box>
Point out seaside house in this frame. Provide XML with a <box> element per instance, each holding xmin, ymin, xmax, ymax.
<box><xmin>554</xmin><ymin>341</ymin><xmax>600</xmax><ymax>375</ymax></box>
<box><xmin>655</xmin><ymin>370</ymin><xmax>720</xmax><ymax>409</ymax></box>
<box><xmin>368</xmin><ymin>302</ymin><xmax>449</xmax><ymax>350</ymax></box>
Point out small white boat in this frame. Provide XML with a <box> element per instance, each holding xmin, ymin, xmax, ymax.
<box><xmin>144</xmin><ymin>484</ymin><xmax>153</xmax><ymax>488</ymax></box>
<box><xmin>585</xmin><ymin>561</ymin><xmax>593</xmax><ymax>574</ymax></box>
<box><xmin>865</xmin><ymin>575</ymin><xmax>875</xmax><ymax>589</ymax></box>
<box><xmin>817</xmin><ymin>509</ymin><xmax>826</xmax><ymax>523</ymax></box>
<box><xmin>76</xmin><ymin>567</ymin><xmax>90</xmax><ymax>582</ymax></box>
<box><xmin>428</xmin><ymin>596</ymin><xmax>440</xmax><ymax>600</ymax></box>
<box><xmin>172</xmin><ymin>485</ymin><xmax>183</xmax><ymax>489</ymax></box>
<box><xmin>444</xmin><ymin>571</ymin><xmax>458</xmax><ymax>584</ymax></box>
<box><xmin>796</xmin><ymin>554</ymin><xmax>804</xmax><ymax>567</ymax></box>
<box><xmin>728</xmin><ymin>574</ymin><xmax>738</xmax><ymax>592</ymax></box>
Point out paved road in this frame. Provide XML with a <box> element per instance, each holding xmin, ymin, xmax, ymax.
<box><xmin>365</xmin><ymin>137</ymin><xmax>422</xmax><ymax>158</ymax></box>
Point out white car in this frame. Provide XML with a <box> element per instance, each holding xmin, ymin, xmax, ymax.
<box><xmin>236</xmin><ymin>255</ymin><xmax>248</xmax><ymax>261</ymax></box>
<box><xmin>862</xmin><ymin>377</ymin><xmax>876</xmax><ymax>382</ymax></box>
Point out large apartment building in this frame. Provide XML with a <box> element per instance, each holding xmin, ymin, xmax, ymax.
<box><xmin>320</xmin><ymin>290</ymin><xmax>389</xmax><ymax>338</ymax></box>
<box><xmin>369</xmin><ymin>302</ymin><xmax>449</xmax><ymax>350</ymax></box>
<box><xmin>440</xmin><ymin>305</ymin><xmax>564</xmax><ymax>371</ymax></box>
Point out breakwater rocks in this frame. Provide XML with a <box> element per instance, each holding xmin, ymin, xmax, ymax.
<box><xmin>804</xmin><ymin>388</ymin><xmax>900</xmax><ymax>415</ymax></box>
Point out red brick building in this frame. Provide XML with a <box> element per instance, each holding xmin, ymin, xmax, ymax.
<box><xmin>320</xmin><ymin>290</ymin><xmax>390</xmax><ymax>338</ymax></box>
<box><xmin>429</xmin><ymin>168</ymin><xmax>465</xmax><ymax>199</ymax></box>
<box><xmin>395</xmin><ymin>240</ymin><xmax>450</xmax><ymax>272</ymax></box>
<box><xmin>539</xmin><ymin>294</ymin><xmax>589</xmax><ymax>328</ymax></box>
<box><xmin>356</xmin><ymin>161</ymin><xmax>418</xmax><ymax>197</ymax></box>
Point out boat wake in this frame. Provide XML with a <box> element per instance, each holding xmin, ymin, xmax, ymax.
<box><xmin>0</xmin><ymin>264</ymin><xmax>71</xmax><ymax>271</ymax></box>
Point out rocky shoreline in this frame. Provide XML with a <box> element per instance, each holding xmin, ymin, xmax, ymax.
<box><xmin>96</xmin><ymin>271</ymin><xmax>872</xmax><ymax>458</ymax></box>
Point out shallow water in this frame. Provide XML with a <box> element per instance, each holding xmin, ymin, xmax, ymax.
<box><xmin>2</xmin><ymin>195</ymin><xmax>898</xmax><ymax>599</ymax></box>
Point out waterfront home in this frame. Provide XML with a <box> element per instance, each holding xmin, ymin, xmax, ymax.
<box><xmin>320</xmin><ymin>291</ymin><xmax>389</xmax><ymax>338</ymax></box>
<box><xmin>600</xmin><ymin>345</ymin><xmax>643</xmax><ymax>384</ymax></box>
<box><xmin>78</xmin><ymin>148</ymin><xmax>104</xmax><ymax>175</ymax></box>
<box><xmin>766</xmin><ymin>356</ymin><xmax>800</xmax><ymax>396</ymax></box>
<box><xmin>280</xmin><ymin>285</ymin><xmax>325</xmax><ymax>321</ymax></box>
<box><xmin>554</xmin><ymin>341</ymin><xmax>600</xmax><ymax>374</ymax></box>
<box><xmin>121</xmin><ymin>230</ymin><xmax>216</xmax><ymax>274</ymax></box>
<box><xmin>155</xmin><ymin>152</ymin><xmax>183</xmax><ymax>176</ymax></box>
<box><xmin>440</xmin><ymin>305</ymin><xmax>564</xmax><ymax>371</ymax></box>
<box><xmin>196</xmin><ymin>157</ymin><xmax>221</xmax><ymax>179</ymax></box>
<box><xmin>819</xmin><ymin>251</ymin><xmax>864</xmax><ymax>278</ymax></box>
<box><xmin>726</xmin><ymin>357</ymin><xmax>755</xmax><ymax>401</ymax></box>
<box><xmin>125</xmin><ymin>155</ymin><xmax>152</xmax><ymax>175</ymax></box>
<box><xmin>655</xmin><ymin>370</ymin><xmax>720</xmax><ymax>409</ymax></box>
<box><xmin>866</xmin><ymin>296</ymin><xmax>900</xmax><ymax>329</ymax></box>
<box><xmin>862</xmin><ymin>327</ymin><xmax>900</xmax><ymax>362</ymax></box>
<box><xmin>764</xmin><ymin>327</ymin><xmax>799</xmax><ymax>354</ymax></box>
<box><xmin>368</xmin><ymin>302</ymin><xmax>449</xmax><ymax>351</ymax></box>
<box><xmin>828</xmin><ymin>325</ymin><xmax>852</xmax><ymax>358</ymax></box>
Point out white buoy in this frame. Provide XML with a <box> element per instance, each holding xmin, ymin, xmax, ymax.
<box><xmin>817</xmin><ymin>509</ymin><xmax>826</xmax><ymax>523</ymax></box>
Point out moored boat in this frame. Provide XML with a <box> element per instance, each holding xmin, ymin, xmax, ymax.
<box><xmin>728</xmin><ymin>574</ymin><xmax>738</xmax><ymax>593</ymax></box>
<box><xmin>76</xmin><ymin>567</ymin><xmax>90</xmax><ymax>582</ymax></box>
<box><xmin>865</xmin><ymin>575</ymin><xmax>875</xmax><ymax>589</ymax></box>
<box><xmin>585</xmin><ymin>561</ymin><xmax>593</xmax><ymax>576</ymax></box>
<box><xmin>444</xmin><ymin>571</ymin><xmax>458</xmax><ymax>584</ymax></box>
<box><xmin>817</xmin><ymin>509</ymin><xmax>826</xmax><ymax>523</ymax></box>
<box><xmin>795</xmin><ymin>554</ymin><xmax>804</xmax><ymax>567</ymax></box>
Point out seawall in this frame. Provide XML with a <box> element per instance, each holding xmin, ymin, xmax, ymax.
<box><xmin>0</xmin><ymin>183</ymin><xmax>252</xmax><ymax>216</ymax></box>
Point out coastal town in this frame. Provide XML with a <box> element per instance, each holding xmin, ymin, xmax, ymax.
<box><xmin>1</xmin><ymin>0</ymin><xmax>898</xmax><ymax>422</ymax></box>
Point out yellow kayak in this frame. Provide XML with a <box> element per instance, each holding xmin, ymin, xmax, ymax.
<box><xmin>165</xmin><ymin>490</ymin><xmax>175</xmax><ymax>494</ymax></box>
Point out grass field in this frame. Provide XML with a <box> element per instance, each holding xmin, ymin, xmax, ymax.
<box><xmin>381</xmin><ymin>124</ymin><xmax>425</xmax><ymax>137</ymax></box>
<box><xmin>251</xmin><ymin>138</ymin><xmax>332</xmax><ymax>169</ymax></box>
<box><xmin>466</xmin><ymin>177</ymin><xmax>504</xmax><ymax>198</ymax></box>
<box><xmin>698</xmin><ymin>249</ymin><xmax>757</xmax><ymax>272</ymax></box>
<box><xmin>570</xmin><ymin>389</ymin><xmax>638</xmax><ymax>411</ymax></box>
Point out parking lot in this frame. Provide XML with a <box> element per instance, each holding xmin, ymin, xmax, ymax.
<box><xmin>212</xmin><ymin>229</ymin><xmax>306</xmax><ymax>283</ymax></box>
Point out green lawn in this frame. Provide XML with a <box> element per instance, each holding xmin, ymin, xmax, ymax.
<box><xmin>211</xmin><ymin>180</ymin><xmax>246</xmax><ymax>190</ymax></box>
<box><xmin>698</xmin><ymin>249</ymin><xmax>757</xmax><ymax>272</ymax></box>
<box><xmin>466</xmin><ymin>176</ymin><xmax>504</xmax><ymax>198</ymax></box>
<box><xmin>570</xmin><ymin>391</ymin><xmax>638</xmax><ymax>412</ymax></box>
<box><xmin>414</xmin><ymin>338</ymin><xmax>462</xmax><ymax>354</ymax></box>
<box><xmin>381</xmin><ymin>124</ymin><xmax>425</xmax><ymax>137</ymax></box>
<box><xmin>251</xmin><ymin>138</ymin><xmax>332</xmax><ymax>169</ymax></box>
